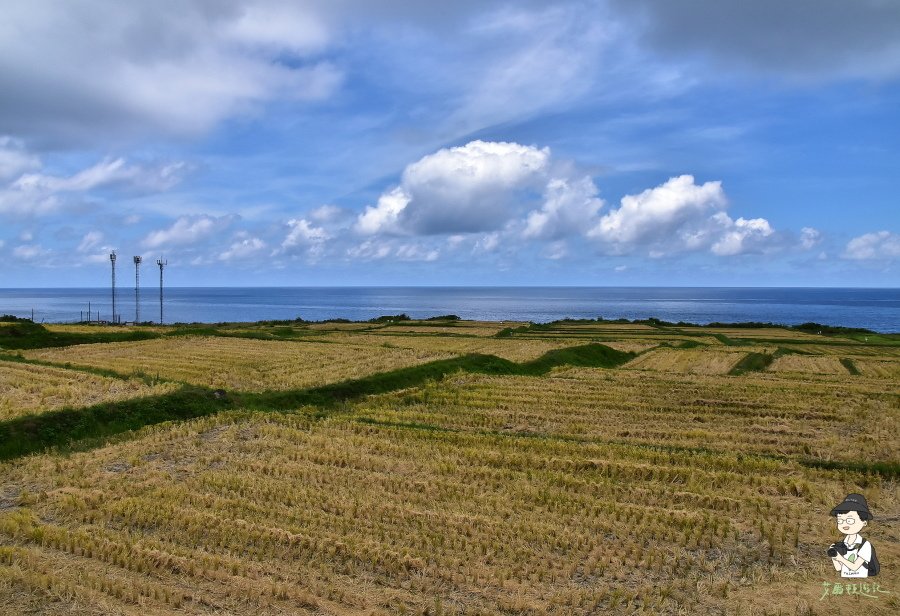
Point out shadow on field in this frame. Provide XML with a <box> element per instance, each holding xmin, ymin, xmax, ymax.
<box><xmin>0</xmin><ymin>343</ymin><xmax>633</xmax><ymax>460</ymax></box>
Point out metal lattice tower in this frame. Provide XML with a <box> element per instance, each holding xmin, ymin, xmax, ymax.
<box><xmin>133</xmin><ymin>256</ymin><xmax>142</xmax><ymax>323</ymax></box>
<box><xmin>157</xmin><ymin>258</ymin><xmax>167</xmax><ymax>324</ymax></box>
<box><xmin>110</xmin><ymin>251</ymin><xmax>117</xmax><ymax>324</ymax></box>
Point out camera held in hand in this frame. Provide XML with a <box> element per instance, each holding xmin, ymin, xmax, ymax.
<box><xmin>827</xmin><ymin>541</ymin><xmax>849</xmax><ymax>558</ymax></box>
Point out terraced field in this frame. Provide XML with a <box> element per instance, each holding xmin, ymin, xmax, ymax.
<box><xmin>0</xmin><ymin>359</ymin><xmax>176</xmax><ymax>421</ymax></box>
<box><xmin>22</xmin><ymin>336</ymin><xmax>457</xmax><ymax>391</ymax></box>
<box><xmin>622</xmin><ymin>348</ymin><xmax>748</xmax><ymax>374</ymax></box>
<box><xmin>768</xmin><ymin>354</ymin><xmax>852</xmax><ymax>376</ymax></box>
<box><xmin>0</xmin><ymin>318</ymin><xmax>898</xmax><ymax>615</ymax></box>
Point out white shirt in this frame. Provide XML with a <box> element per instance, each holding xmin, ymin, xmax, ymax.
<box><xmin>839</xmin><ymin>536</ymin><xmax>872</xmax><ymax>578</ymax></box>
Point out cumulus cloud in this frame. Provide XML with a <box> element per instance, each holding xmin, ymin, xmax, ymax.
<box><xmin>589</xmin><ymin>175</ymin><xmax>725</xmax><ymax>247</ymax></box>
<box><xmin>356</xmin><ymin>188</ymin><xmax>410</xmax><ymax>236</ymax></box>
<box><xmin>800</xmin><ymin>227</ymin><xmax>822</xmax><ymax>250</ymax></box>
<box><xmin>843</xmin><ymin>231</ymin><xmax>900</xmax><ymax>260</ymax></box>
<box><xmin>142</xmin><ymin>215</ymin><xmax>232</xmax><ymax>249</ymax></box>
<box><xmin>279</xmin><ymin>218</ymin><xmax>330</xmax><ymax>258</ymax></box>
<box><xmin>357</xmin><ymin>140</ymin><xmax>551</xmax><ymax>235</ymax></box>
<box><xmin>523</xmin><ymin>176</ymin><xmax>604</xmax><ymax>240</ymax></box>
<box><xmin>585</xmin><ymin>176</ymin><xmax>790</xmax><ymax>257</ymax></box>
<box><xmin>355</xmin><ymin>144</ymin><xmax>797</xmax><ymax>261</ymax></box>
<box><xmin>219</xmin><ymin>235</ymin><xmax>267</xmax><ymax>261</ymax></box>
<box><xmin>710</xmin><ymin>216</ymin><xmax>775</xmax><ymax>256</ymax></box>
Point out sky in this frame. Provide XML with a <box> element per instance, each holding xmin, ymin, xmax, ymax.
<box><xmin>1</xmin><ymin>0</ymin><xmax>898</xmax><ymax>287</ymax></box>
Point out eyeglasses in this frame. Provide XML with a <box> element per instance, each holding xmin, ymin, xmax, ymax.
<box><xmin>837</xmin><ymin>517</ymin><xmax>857</xmax><ymax>525</ymax></box>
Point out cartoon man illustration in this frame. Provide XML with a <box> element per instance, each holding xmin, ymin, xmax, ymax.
<box><xmin>828</xmin><ymin>493</ymin><xmax>877</xmax><ymax>578</ymax></box>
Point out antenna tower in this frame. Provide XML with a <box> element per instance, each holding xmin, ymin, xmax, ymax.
<box><xmin>110</xmin><ymin>251</ymin><xmax>117</xmax><ymax>324</ymax></box>
<box><xmin>133</xmin><ymin>256</ymin><xmax>142</xmax><ymax>323</ymax></box>
<box><xmin>157</xmin><ymin>258</ymin><xmax>167</xmax><ymax>324</ymax></box>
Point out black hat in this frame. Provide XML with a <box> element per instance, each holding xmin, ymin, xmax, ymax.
<box><xmin>830</xmin><ymin>493</ymin><xmax>872</xmax><ymax>518</ymax></box>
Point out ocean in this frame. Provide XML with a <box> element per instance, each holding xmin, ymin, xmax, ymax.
<box><xmin>1</xmin><ymin>287</ymin><xmax>897</xmax><ymax>332</ymax></box>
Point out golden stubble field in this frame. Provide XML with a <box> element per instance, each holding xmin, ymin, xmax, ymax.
<box><xmin>1</xmin><ymin>320</ymin><xmax>898</xmax><ymax>615</ymax></box>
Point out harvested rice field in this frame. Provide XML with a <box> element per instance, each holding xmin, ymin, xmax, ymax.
<box><xmin>1</xmin><ymin>318</ymin><xmax>898</xmax><ymax>615</ymax></box>
<box><xmin>0</xmin><ymin>360</ymin><xmax>176</xmax><ymax>421</ymax></box>
<box><xmin>622</xmin><ymin>348</ymin><xmax>748</xmax><ymax>374</ymax></box>
<box><xmin>22</xmin><ymin>336</ymin><xmax>457</xmax><ymax>391</ymax></box>
<box><xmin>768</xmin><ymin>354</ymin><xmax>852</xmax><ymax>376</ymax></box>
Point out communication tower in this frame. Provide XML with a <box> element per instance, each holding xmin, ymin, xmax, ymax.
<box><xmin>110</xmin><ymin>251</ymin><xmax>117</xmax><ymax>324</ymax></box>
<box><xmin>133</xmin><ymin>256</ymin><xmax>142</xmax><ymax>323</ymax></box>
<box><xmin>157</xmin><ymin>258</ymin><xmax>167</xmax><ymax>324</ymax></box>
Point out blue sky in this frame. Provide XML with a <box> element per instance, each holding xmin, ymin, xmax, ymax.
<box><xmin>1</xmin><ymin>0</ymin><xmax>898</xmax><ymax>287</ymax></box>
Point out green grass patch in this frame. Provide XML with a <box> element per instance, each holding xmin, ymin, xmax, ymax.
<box><xmin>0</xmin><ymin>386</ymin><xmax>233</xmax><ymax>460</ymax></box>
<box><xmin>839</xmin><ymin>358</ymin><xmax>861</xmax><ymax>375</ymax></box>
<box><xmin>0</xmin><ymin>321</ymin><xmax>161</xmax><ymax>351</ymax></box>
<box><xmin>729</xmin><ymin>352</ymin><xmax>774</xmax><ymax>375</ymax></box>
<box><xmin>713</xmin><ymin>333</ymin><xmax>738</xmax><ymax>346</ymax></box>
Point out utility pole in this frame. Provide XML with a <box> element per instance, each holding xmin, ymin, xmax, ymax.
<box><xmin>133</xmin><ymin>256</ymin><xmax>142</xmax><ymax>323</ymax></box>
<box><xmin>157</xmin><ymin>258</ymin><xmax>167</xmax><ymax>324</ymax></box>
<box><xmin>110</xmin><ymin>251</ymin><xmax>117</xmax><ymax>324</ymax></box>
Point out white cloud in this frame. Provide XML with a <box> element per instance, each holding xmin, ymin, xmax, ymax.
<box><xmin>523</xmin><ymin>176</ymin><xmax>604</xmax><ymax>240</ymax></box>
<box><xmin>346</xmin><ymin>239</ymin><xmax>439</xmax><ymax>262</ymax></box>
<box><xmin>13</xmin><ymin>158</ymin><xmax>187</xmax><ymax>193</ymax></box>
<box><xmin>584</xmin><ymin>175</ymin><xmax>785</xmax><ymax>257</ymax></box>
<box><xmin>357</xmin><ymin>140</ymin><xmax>551</xmax><ymax>235</ymax></box>
<box><xmin>395</xmin><ymin>243</ymin><xmax>439</xmax><ymax>262</ymax></box>
<box><xmin>473</xmin><ymin>232</ymin><xmax>501</xmax><ymax>253</ymax></box>
<box><xmin>0</xmin><ymin>136</ymin><xmax>39</xmax><ymax>181</ymax></box>
<box><xmin>0</xmin><ymin>152</ymin><xmax>187</xmax><ymax>218</ymax></box>
<box><xmin>12</xmin><ymin>243</ymin><xmax>51</xmax><ymax>261</ymax></box>
<box><xmin>219</xmin><ymin>236</ymin><xmax>267</xmax><ymax>261</ymax></box>
<box><xmin>403</xmin><ymin>140</ymin><xmax>550</xmax><ymax>234</ymax></box>
<box><xmin>843</xmin><ymin>231</ymin><xmax>900</xmax><ymax>260</ymax></box>
<box><xmin>356</xmin><ymin>187</ymin><xmax>410</xmax><ymax>236</ymax></box>
<box><xmin>356</xmin><ymin>147</ymin><xmax>796</xmax><ymax>260</ymax></box>
<box><xmin>710</xmin><ymin>216</ymin><xmax>775</xmax><ymax>256</ymax></box>
<box><xmin>800</xmin><ymin>227</ymin><xmax>822</xmax><ymax>250</ymax></box>
<box><xmin>0</xmin><ymin>1</ymin><xmax>342</xmax><ymax>142</ymax></box>
<box><xmin>588</xmin><ymin>175</ymin><xmax>726</xmax><ymax>249</ymax></box>
<box><xmin>346</xmin><ymin>239</ymin><xmax>393</xmax><ymax>260</ymax></box>
<box><xmin>541</xmin><ymin>240</ymin><xmax>568</xmax><ymax>260</ymax></box>
<box><xmin>224</xmin><ymin>2</ymin><xmax>331</xmax><ymax>53</ymax></box>
<box><xmin>450</xmin><ymin>6</ymin><xmax>610</xmax><ymax>134</ymax></box>
<box><xmin>77</xmin><ymin>231</ymin><xmax>104</xmax><ymax>253</ymax></box>
<box><xmin>308</xmin><ymin>204</ymin><xmax>350</xmax><ymax>224</ymax></box>
<box><xmin>280</xmin><ymin>218</ymin><xmax>330</xmax><ymax>254</ymax></box>
<box><xmin>142</xmin><ymin>215</ymin><xmax>232</xmax><ymax>249</ymax></box>
<box><xmin>0</xmin><ymin>189</ymin><xmax>59</xmax><ymax>217</ymax></box>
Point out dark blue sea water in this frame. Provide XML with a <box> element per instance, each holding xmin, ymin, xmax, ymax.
<box><xmin>0</xmin><ymin>287</ymin><xmax>897</xmax><ymax>332</ymax></box>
